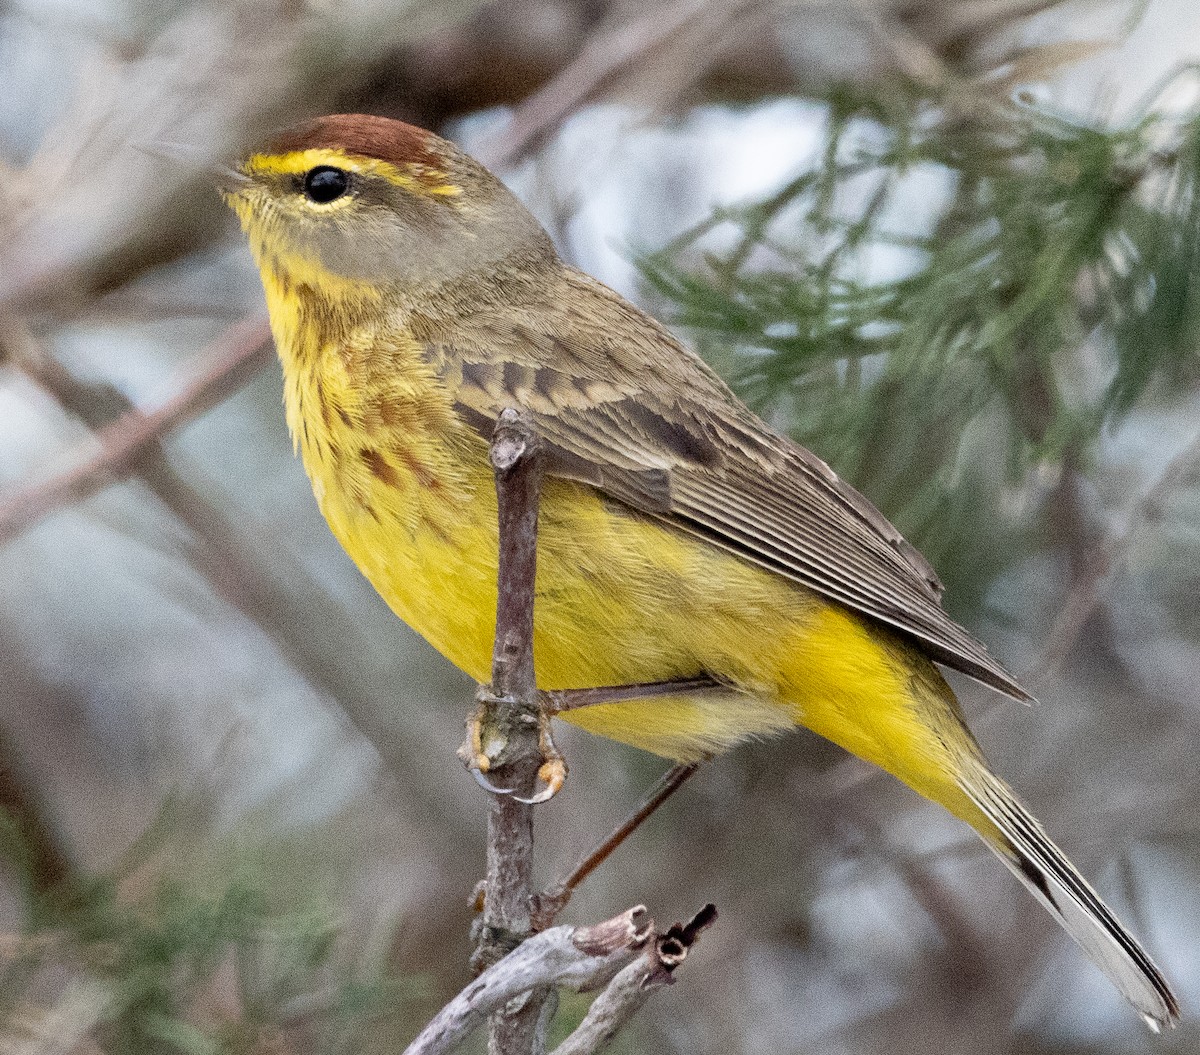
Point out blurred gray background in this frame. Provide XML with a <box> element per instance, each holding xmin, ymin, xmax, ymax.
<box><xmin>1</xmin><ymin>1</ymin><xmax>1198</xmax><ymax>1052</ymax></box>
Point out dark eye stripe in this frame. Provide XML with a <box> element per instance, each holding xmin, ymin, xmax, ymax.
<box><xmin>303</xmin><ymin>166</ymin><xmax>350</xmax><ymax>203</ymax></box>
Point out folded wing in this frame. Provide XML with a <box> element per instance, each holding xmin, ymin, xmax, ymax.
<box><xmin>427</xmin><ymin>267</ymin><xmax>1030</xmax><ymax>701</ymax></box>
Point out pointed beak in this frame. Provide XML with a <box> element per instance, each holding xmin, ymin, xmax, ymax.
<box><xmin>133</xmin><ymin>140</ymin><xmax>250</xmax><ymax>193</ymax></box>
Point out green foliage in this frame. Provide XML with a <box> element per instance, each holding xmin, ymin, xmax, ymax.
<box><xmin>0</xmin><ymin>809</ymin><xmax>428</xmax><ymax>1055</ymax></box>
<box><xmin>640</xmin><ymin>74</ymin><xmax>1200</xmax><ymax>605</ymax></box>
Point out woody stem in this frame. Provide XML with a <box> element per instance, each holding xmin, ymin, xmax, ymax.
<box><xmin>473</xmin><ymin>409</ymin><xmax>552</xmax><ymax>1055</ymax></box>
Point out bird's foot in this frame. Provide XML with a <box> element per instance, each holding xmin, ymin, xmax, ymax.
<box><xmin>457</xmin><ymin>698</ymin><xmax>515</xmax><ymax>795</ymax></box>
<box><xmin>456</xmin><ymin>688</ymin><xmax>568</xmax><ymax>802</ymax></box>
<box><xmin>459</xmin><ymin>675</ymin><xmax>725</xmax><ymax>802</ymax></box>
<box><xmin>516</xmin><ymin>716</ymin><xmax>567</xmax><ymax>804</ymax></box>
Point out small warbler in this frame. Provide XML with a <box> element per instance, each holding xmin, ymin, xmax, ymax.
<box><xmin>225</xmin><ymin>113</ymin><xmax>1178</xmax><ymax>1028</ymax></box>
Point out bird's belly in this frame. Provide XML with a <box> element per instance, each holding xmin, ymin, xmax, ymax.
<box><xmin>311</xmin><ymin>452</ymin><xmax>945</xmax><ymax>770</ymax></box>
<box><xmin>312</xmin><ymin>454</ymin><xmax>813</xmax><ymax>758</ymax></box>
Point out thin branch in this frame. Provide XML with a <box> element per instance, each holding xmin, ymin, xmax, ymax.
<box><xmin>0</xmin><ymin>316</ymin><xmax>272</xmax><ymax>546</ymax></box>
<box><xmin>1029</xmin><ymin>427</ymin><xmax>1200</xmax><ymax>681</ymax></box>
<box><xmin>467</xmin><ymin>409</ymin><xmax>554</xmax><ymax>1054</ymax></box>
<box><xmin>550</xmin><ymin>905</ymin><xmax>717</xmax><ymax>1055</ymax></box>
<box><xmin>476</xmin><ymin>0</ymin><xmax>764</xmax><ymax>171</ymax></box>
<box><xmin>404</xmin><ymin>907</ymin><xmax>652</xmax><ymax>1055</ymax></box>
<box><xmin>535</xmin><ymin>763</ymin><xmax>700</xmax><ymax>927</ymax></box>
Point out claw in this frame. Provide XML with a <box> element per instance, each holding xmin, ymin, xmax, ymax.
<box><xmin>459</xmin><ymin>702</ymin><xmax>516</xmax><ymax>795</ymax></box>
<box><xmin>515</xmin><ymin>755</ymin><xmax>568</xmax><ymax>804</ymax></box>
<box><xmin>460</xmin><ymin>685</ymin><xmax>569</xmax><ymax>802</ymax></box>
<box><xmin>513</xmin><ymin>712</ymin><xmax>568</xmax><ymax>803</ymax></box>
<box><xmin>472</xmin><ymin>768</ymin><xmax>515</xmax><ymax>795</ymax></box>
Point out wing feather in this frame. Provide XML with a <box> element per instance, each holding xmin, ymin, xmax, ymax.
<box><xmin>425</xmin><ymin>268</ymin><xmax>1030</xmax><ymax>701</ymax></box>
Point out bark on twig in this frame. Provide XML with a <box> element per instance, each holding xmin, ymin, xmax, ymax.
<box><xmin>551</xmin><ymin>904</ymin><xmax>717</xmax><ymax>1055</ymax></box>
<box><xmin>471</xmin><ymin>409</ymin><xmax>552</xmax><ymax>1053</ymax></box>
<box><xmin>404</xmin><ymin>907</ymin><xmax>652</xmax><ymax>1055</ymax></box>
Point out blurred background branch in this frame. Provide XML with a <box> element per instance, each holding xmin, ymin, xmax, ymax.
<box><xmin>0</xmin><ymin>316</ymin><xmax>271</xmax><ymax>543</ymax></box>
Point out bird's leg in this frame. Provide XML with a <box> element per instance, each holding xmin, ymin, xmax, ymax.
<box><xmin>463</xmin><ymin>674</ymin><xmax>730</xmax><ymax>799</ymax></box>
<box><xmin>532</xmin><ymin>761</ymin><xmax>703</xmax><ymax>928</ymax></box>
<box><xmin>516</xmin><ymin>676</ymin><xmax>728</xmax><ymax>802</ymax></box>
<box><xmin>542</xmin><ymin>674</ymin><xmax>730</xmax><ymax>713</ymax></box>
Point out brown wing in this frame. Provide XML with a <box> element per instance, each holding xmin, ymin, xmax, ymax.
<box><xmin>427</xmin><ymin>267</ymin><xmax>1030</xmax><ymax>701</ymax></box>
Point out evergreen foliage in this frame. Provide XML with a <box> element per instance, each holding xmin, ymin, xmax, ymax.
<box><xmin>639</xmin><ymin>71</ymin><xmax>1200</xmax><ymax>606</ymax></box>
<box><xmin>0</xmin><ymin>813</ymin><xmax>427</xmax><ymax>1054</ymax></box>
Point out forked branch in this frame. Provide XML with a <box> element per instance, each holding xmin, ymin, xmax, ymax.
<box><xmin>405</xmin><ymin>907</ymin><xmax>650</xmax><ymax>1055</ymax></box>
<box><xmin>403</xmin><ymin>904</ymin><xmax>716</xmax><ymax>1055</ymax></box>
<box><xmin>551</xmin><ymin>904</ymin><xmax>717</xmax><ymax>1055</ymax></box>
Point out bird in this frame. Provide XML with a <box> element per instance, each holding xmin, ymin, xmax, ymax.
<box><xmin>223</xmin><ymin>112</ymin><xmax>1179</xmax><ymax>1029</ymax></box>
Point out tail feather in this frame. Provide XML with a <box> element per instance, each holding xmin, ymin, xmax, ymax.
<box><xmin>964</xmin><ymin>769</ymin><xmax>1180</xmax><ymax>1031</ymax></box>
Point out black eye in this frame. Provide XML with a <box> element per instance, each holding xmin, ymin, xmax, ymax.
<box><xmin>302</xmin><ymin>166</ymin><xmax>349</xmax><ymax>203</ymax></box>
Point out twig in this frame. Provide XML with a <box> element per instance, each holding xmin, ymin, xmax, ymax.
<box><xmin>404</xmin><ymin>907</ymin><xmax>651</xmax><ymax>1055</ymax></box>
<box><xmin>407</xmin><ymin>903</ymin><xmax>715</xmax><ymax>1055</ymax></box>
<box><xmin>550</xmin><ymin>905</ymin><xmax>717</xmax><ymax>1055</ymax></box>
<box><xmin>469</xmin><ymin>409</ymin><xmax>553</xmax><ymax>1053</ymax></box>
<box><xmin>476</xmin><ymin>0</ymin><xmax>761</xmax><ymax>171</ymax></box>
<box><xmin>0</xmin><ymin>316</ymin><xmax>272</xmax><ymax>546</ymax></box>
<box><xmin>535</xmin><ymin>763</ymin><xmax>700</xmax><ymax>927</ymax></box>
<box><xmin>462</xmin><ymin>413</ymin><xmax>724</xmax><ymax>1052</ymax></box>
<box><xmin>1029</xmin><ymin>428</ymin><xmax>1200</xmax><ymax>681</ymax></box>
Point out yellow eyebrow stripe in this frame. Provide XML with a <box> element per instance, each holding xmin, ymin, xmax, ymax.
<box><xmin>246</xmin><ymin>148</ymin><xmax>463</xmax><ymax>198</ymax></box>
